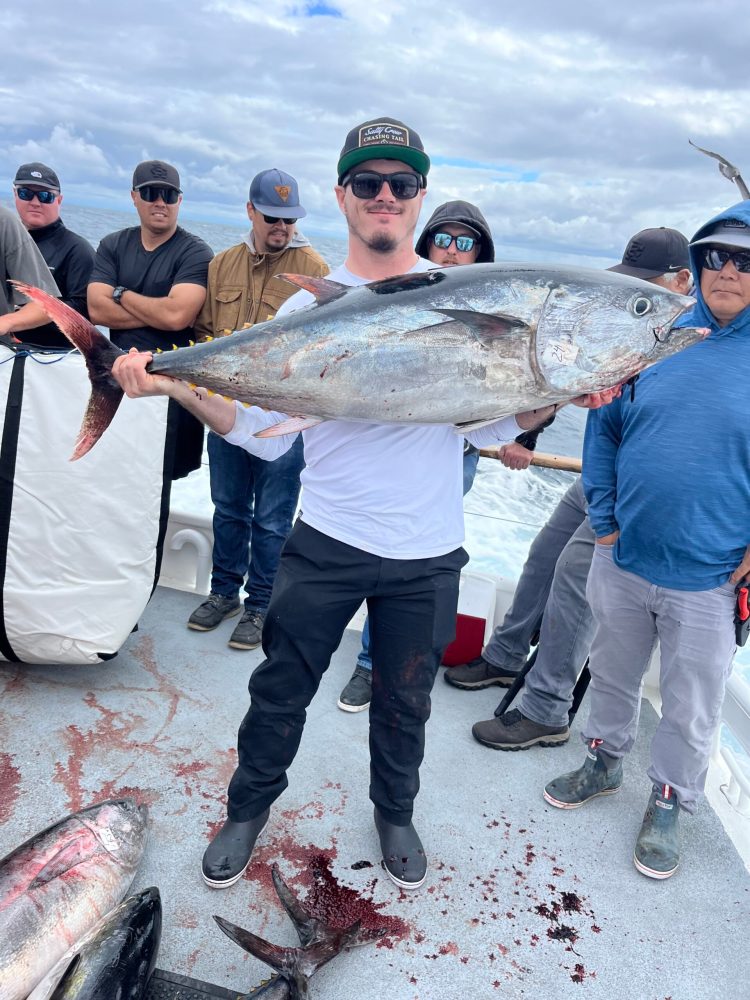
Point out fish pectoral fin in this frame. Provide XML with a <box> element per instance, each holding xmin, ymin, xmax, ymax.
<box><xmin>432</xmin><ymin>308</ymin><xmax>531</xmax><ymax>348</ymax></box>
<box><xmin>254</xmin><ymin>416</ymin><xmax>323</xmax><ymax>438</ymax></box>
<box><xmin>28</xmin><ymin>835</ymin><xmax>91</xmax><ymax>889</ymax></box>
<box><xmin>278</xmin><ymin>274</ymin><xmax>349</xmax><ymax>304</ymax></box>
<box><xmin>454</xmin><ymin>415</ymin><xmax>513</xmax><ymax>433</ymax></box>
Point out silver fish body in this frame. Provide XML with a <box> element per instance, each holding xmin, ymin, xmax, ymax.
<box><xmin>149</xmin><ymin>263</ymin><xmax>706</xmax><ymax>425</ymax></box>
<box><xmin>0</xmin><ymin>799</ymin><xmax>148</xmax><ymax>1000</ymax></box>
<box><xmin>13</xmin><ymin>267</ymin><xmax>707</xmax><ymax>459</ymax></box>
<box><xmin>26</xmin><ymin>886</ymin><xmax>161</xmax><ymax>1000</ymax></box>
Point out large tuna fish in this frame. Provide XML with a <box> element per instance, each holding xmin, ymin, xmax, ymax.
<box><xmin>26</xmin><ymin>886</ymin><xmax>161</xmax><ymax>1000</ymax></box>
<box><xmin>14</xmin><ymin>265</ymin><xmax>706</xmax><ymax>456</ymax></box>
<box><xmin>0</xmin><ymin>799</ymin><xmax>148</xmax><ymax>1000</ymax></box>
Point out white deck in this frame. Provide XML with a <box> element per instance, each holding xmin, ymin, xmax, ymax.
<box><xmin>2</xmin><ymin>584</ymin><xmax>749</xmax><ymax>999</ymax></box>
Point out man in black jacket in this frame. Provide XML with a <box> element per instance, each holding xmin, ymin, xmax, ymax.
<box><xmin>13</xmin><ymin>162</ymin><xmax>95</xmax><ymax>348</ymax></box>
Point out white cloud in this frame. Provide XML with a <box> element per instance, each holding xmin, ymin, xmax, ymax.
<box><xmin>0</xmin><ymin>0</ymin><xmax>747</xmax><ymax>258</ymax></box>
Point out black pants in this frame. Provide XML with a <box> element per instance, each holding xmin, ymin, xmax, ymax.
<box><xmin>227</xmin><ymin>521</ymin><xmax>467</xmax><ymax>825</ymax></box>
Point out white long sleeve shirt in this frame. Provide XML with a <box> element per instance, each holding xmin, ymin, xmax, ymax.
<box><xmin>223</xmin><ymin>260</ymin><xmax>521</xmax><ymax>559</ymax></box>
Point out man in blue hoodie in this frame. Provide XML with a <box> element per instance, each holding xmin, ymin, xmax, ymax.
<box><xmin>542</xmin><ymin>202</ymin><xmax>750</xmax><ymax>880</ymax></box>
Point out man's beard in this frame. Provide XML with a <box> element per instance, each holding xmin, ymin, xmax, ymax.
<box><xmin>366</xmin><ymin>231</ymin><xmax>398</xmax><ymax>254</ymax></box>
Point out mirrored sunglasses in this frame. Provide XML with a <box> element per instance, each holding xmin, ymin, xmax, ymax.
<box><xmin>262</xmin><ymin>214</ymin><xmax>298</xmax><ymax>225</ymax></box>
<box><xmin>343</xmin><ymin>170</ymin><xmax>422</xmax><ymax>200</ymax></box>
<box><xmin>703</xmin><ymin>247</ymin><xmax>750</xmax><ymax>274</ymax></box>
<box><xmin>138</xmin><ymin>185</ymin><xmax>181</xmax><ymax>205</ymax></box>
<box><xmin>15</xmin><ymin>187</ymin><xmax>58</xmax><ymax>204</ymax></box>
<box><xmin>432</xmin><ymin>232</ymin><xmax>479</xmax><ymax>252</ymax></box>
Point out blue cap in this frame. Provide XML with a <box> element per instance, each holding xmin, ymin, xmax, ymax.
<box><xmin>249</xmin><ymin>168</ymin><xmax>306</xmax><ymax>219</ymax></box>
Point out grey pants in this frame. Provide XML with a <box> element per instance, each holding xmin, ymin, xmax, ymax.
<box><xmin>583</xmin><ymin>544</ymin><xmax>736</xmax><ymax>812</ymax></box>
<box><xmin>483</xmin><ymin>478</ymin><xmax>596</xmax><ymax>727</ymax></box>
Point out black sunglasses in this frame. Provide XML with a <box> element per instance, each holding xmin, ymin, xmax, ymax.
<box><xmin>431</xmin><ymin>232</ymin><xmax>479</xmax><ymax>252</ymax></box>
<box><xmin>15</xmin><ymin>187</ymin><xmax>58</xmax><ymax>204</ymax></box>
<box><xmin>342</xmin><ymin>170</ymin><xmax>422</xmax><ymax>200</ymax></box>
<box><xmin>262</xmin><ymin>214</ymin><xmax>297</xmax><ymax>225</ymax></box>
<box><xmin>703</xmin><ymin>247</ymin><xmax>750</xmax><ymax>274</ymax></box>
<box><xmin>137</xmin><ymin>185</ymin><xmax>181</xmax><ymax>205</ymax></box>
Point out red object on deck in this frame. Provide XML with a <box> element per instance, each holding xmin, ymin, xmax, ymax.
<box><xmin>442</xmin><ymin>612</ymin><xmax>487</xmax><ymax>667</ymax></box>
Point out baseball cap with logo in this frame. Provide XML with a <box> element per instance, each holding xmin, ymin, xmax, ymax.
<box><xmin>608</xmin><ymin>228</ymin><xmax>689</xmax><ymax>279</ymax></box>
<box><xmin>249</xmin><ymin>168</ymin><xmax>306</xmax><ymax>219</ymax></box>
<box><xmin>337</xmin><ymin>117</ymin><xmax>430</xmax><ymax>184</ymax></box>
<box><xmin>132</xmin><ymin>160</ymin><xmax>181</xmax><ymax>192</ymax></box>
<box><xmin>690</xmin><ymin>217</ymin><xmax>750</xmax><ymax>251</ymax></box>
<box><xmin>14</xmin><ymin>162</ymin><xmax>60</xmax><ymax>191</ymax></box>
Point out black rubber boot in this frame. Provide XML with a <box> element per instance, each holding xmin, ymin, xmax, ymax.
<box><xmin>201</xmin><ymin>808</ymin><xmax>270</xmax><ymax>888</ymax></box>
<box><xmin>374</xmin><ymin>807</ymin><xmax>427</xmax><ymax>890</ymax></box>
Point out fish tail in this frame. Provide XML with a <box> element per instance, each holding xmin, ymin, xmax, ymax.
<box><xmin>11</xmin><ymin>282</ymin><xmax>126</xmax><ymax>459</ymax></box>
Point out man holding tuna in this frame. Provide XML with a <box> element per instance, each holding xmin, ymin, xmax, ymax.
<box><xmin>111</xmin><ymin>117</ymin><xmax>615</xmax><ymax>891</ymax></box>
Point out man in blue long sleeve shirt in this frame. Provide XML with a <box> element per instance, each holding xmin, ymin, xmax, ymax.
<box><xmin>543</xmin><ymin>201</ymin><xmax>750</xmax><ymax>880</ymax></box>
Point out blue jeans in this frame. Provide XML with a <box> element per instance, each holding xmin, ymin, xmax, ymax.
<box><xmin>208</xmin><ymin>432</ymin><xmax>304</xmax><ymax>614</ymax></box>
<box><xmin>356</xmin><ymin>445</ymin><xmax>480</xmax><ymax>672</ymax></box>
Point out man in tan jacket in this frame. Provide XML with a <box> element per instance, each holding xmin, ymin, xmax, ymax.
<box><xmin>188</xmin><ymin>169</ymin><xmax>329</xmax><ymax>649</ymax></box>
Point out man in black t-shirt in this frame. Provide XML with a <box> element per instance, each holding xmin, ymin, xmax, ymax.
<box><xmin>88</xmin><ymin>159</ymin><xmax>213</xmax><ymax>477</ymax></box>
<box><xmin>10</xmin><ymin>161</ymin><xmax>92</xmax><ymax>348</ymax></box>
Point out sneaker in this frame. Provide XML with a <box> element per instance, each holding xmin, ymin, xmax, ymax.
<box><xmin>228</xmin><ymin>610</ymin><xmax>265</xmax><ymax>650</ymax></box>
<box><xmin>188</xmin><ymin>593</ymin><xmax>241</xmax><ymax>631</ymax></box>
<box><xmin>543</xmin><ymin>741</ymin><xmax>623</xmax><ymax>809</ymax></box>
<box><xmin>634</xmin><ymin>784</ymin><xmax>680</xmax><ymax>880</ymax></box>
<box><xmin>337</xmin><ymin>666</ymin><xmax>372</xmax><ymax>712</ymax></box>
<box><xmin>472</xmin><ymin>708</ymin><xmax>569</xmax><ymax>751</ymax></box>
<box><xmin>443</xmin><ymin>655</ymin><xmax>518</xmax><ymax>690</ymax></box>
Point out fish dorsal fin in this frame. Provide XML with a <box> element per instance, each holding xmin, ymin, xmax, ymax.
<box><xmin>279</xmin><ymin>274</ymin><xmax>349</xmax><ymax>304</ymax></box>
<box><xmin>432</xmin><ymin>308</ymin><xmax>530</xmax><ymax>349</ymax></box>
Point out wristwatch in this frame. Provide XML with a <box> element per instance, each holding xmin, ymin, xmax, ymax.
<box><xmin>112</xmin><ymin>286</ymin><xmax>127</xmax><ymax>305</ymax></box>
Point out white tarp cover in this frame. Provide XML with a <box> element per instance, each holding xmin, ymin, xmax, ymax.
<box><xmin>0</xmin><ymin>347</ymin><xmax>170</xmax><ymax>664</ymax></box>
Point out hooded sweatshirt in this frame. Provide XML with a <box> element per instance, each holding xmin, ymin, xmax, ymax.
<box><xmin>414</xmin><ymin>200</ymin><xmax>495</xmax><ymax>263</ymax></box>
<box><xmin>583</xmin><ymin>199</ymin><xmax>750</xmax><ymax>590</ymax></box>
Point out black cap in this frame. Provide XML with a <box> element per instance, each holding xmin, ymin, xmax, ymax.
<box><xmin>337</xmin><ymin>117</ymin><xmax>430</xmax><ymax>184</ymax></box>
<box><xmin>608</xmin><ymin>228</ymin><xmax>689</xmax><ymax>279</ymax></box>
<box><xmin>14</xmin><ymin>161</ymin><xmax>60</xmax><ymax>191</ymax></box>
<box><xmin>132</xmin><ymin>159</ymin><xmax>181</xmax><ymax>192</ymax></box>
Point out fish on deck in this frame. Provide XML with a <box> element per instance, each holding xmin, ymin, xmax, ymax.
<box><xmin>14</xmin><ymin>263</ymin><xmax>707</xmax><ymax>457</ymax></box>
<box><xmin>214</xmin><ymin>863</ymin><xmax>385</xmax><ymax>999</ymax></box>
<box><xmin>27</xmin><ymin>886</ymin><xmax>162</xmax><ymax>1000</ymax></box>
<box><xmin>0</xmin><ymin>799</ymin><xmax>149</xmax><ymax>1000</ymax></box>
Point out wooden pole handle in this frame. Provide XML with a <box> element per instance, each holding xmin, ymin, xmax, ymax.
<box><xmin>478</xmin><ymin>447</ymin><xmax>582</xmax><ymax>474</ymax></box>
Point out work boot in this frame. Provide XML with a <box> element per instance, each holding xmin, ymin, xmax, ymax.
<box><xmin>443</xmin><ymin>654</ymin><xmax>517</xmax><ymax>690</ymax></box>
<box><xmin>228</xmin><ymin>610</ymin><xmax>265</xmax><ymax>650</ymax></box>
<box><xmin>201</xmin><ymin>808</ymin><xmax>270</xmax><ymax>888</ymax></box>
<box><xmin>472</xmin><ymin>708</ymin><xmax>569</xmax><ymax>751</ymax></box>
<box><xmin>188</xmin><ymin>593</ymin><xmax>241</xmax><ymax>631</ymax></box>
<box><xmin>543</xmin><ymin>741</ymin><xmax>623</xmax><ymax>809</ymax></box>
<box><xmin>374</xmin><ymin>807</ymin><xmax>427</xmax><ymax>890</ymax></box>
<box><xmin>634</xmin><ymin>784</ymin><xmax>681</xmax><ymax>880</ymax></box>
<box><xmin>337</xmin><ymin>666</ymin><xmax>372</xmax><ymax>712</ymax></box>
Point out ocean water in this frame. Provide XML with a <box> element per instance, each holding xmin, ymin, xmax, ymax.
<box><xmin>12</xmin><ymin>203</ymin><xmax>750</xmax><ymax>759</ymax></box>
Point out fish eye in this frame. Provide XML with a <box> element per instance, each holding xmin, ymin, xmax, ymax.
<box><xmin>631</xmin><ymin>295</ymin><xmax>653</xmax><ymax>317</ymax></box>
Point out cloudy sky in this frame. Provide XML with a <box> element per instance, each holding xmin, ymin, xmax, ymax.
<box><xmin>3</xmin><ymin>0</ymin><xmax>749</xmax><ymax>265</ymax></box>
